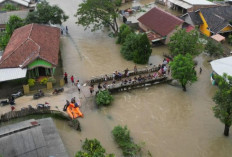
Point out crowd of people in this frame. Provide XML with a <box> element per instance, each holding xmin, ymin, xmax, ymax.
<box><xmin>89</xmin><ymin>59</ymin><xmax>172</xmax><ymax>94</ymax></box>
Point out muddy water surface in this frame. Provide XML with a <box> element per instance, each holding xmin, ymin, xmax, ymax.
<box><xmin>46</xmin><ymin>0</ymin><xmax>232</xmax><ymax>156</ymax></box>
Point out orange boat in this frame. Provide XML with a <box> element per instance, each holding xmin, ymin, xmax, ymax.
<box><xmin>66</xmin><ymin>103</ymin><xmax>83</xmax><ymax>119</ymax></box>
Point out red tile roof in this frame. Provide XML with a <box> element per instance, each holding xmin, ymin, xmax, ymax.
<box><xmin>0</xmin><ymin>23</ymin><xmax>60</xmax><ymax>68</ymax></box>
<box><xmin>138</xmin><ymin>7</ymin><xmax>184</xmax><ymax>36</ymax></box>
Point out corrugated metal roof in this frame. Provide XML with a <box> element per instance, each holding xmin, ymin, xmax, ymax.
<box><xmin>0</xmin><ymin>68</ymin><xmax>27</xmax><ymax>82</ymax></box>
<box><xmin>183</xmin><ymin>0</ymin><xmax>216</xmax><ymax>5</ymax></box>
<box><xmin>0</xmin><ymin>10</ymin><xmax>29</xmax><ymax>24</ymax></box>
<box><xmin>168</xmin><ymin>0</ymin><xmax>192</xmax><ymax>9</ymax></box>
<box><xmin>0</xmin><ymin>0</ymin><xmax>30</xmax><ymax>6</ymax></box>
<box><xmin>210</xmin><ymin>56</ymin><xmax>232</xmax><ymax>77</ymax></box>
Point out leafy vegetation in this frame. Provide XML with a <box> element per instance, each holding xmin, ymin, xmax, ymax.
<box><xmin>116</xmin><ymin>24</ymin><xmax>132</xmax><ymax>44</ymax></box>
<box><xmin>75</xmin><ymin>0</ymin><xmax>119</xmax><ymax>34</ymax></box>
<box><xmin>228</xmin><ymin>35</ymin><xmax>232</xmax><ymax>46</ymax></box>
<box><xmin>0</xmin><ymin>15</ymin><xmax>25</xmax><ymax>49</ymax></box>
<box><xmin>75</xmin><ymin>138</ymin><xmax>115</xmax><ymax>157</ymax></box>
<box><xmin>114</xmin><ymin>0</ymin><xmax>122</xmax><ymax>6</ymax></box>
<box><xmin>96</xmin><ymin>90</ymin><xmax>113</xmax><ymax>107</ymax></box>
<box><xmin>205</xmin><ymin>39</ymin><xmax>223</xmax><ymax>57</ymax></box>
<box><xmin>28</xmin><ymin>79</ymin><xmax>36</xmax><ymax>87</ymax></box>
<box><xmin>112</xmin><ymin>125</ymin><xmax>141</xmax><ymax>156</ymax></box>
<box><xmin>120</xmin><ymin>33</ymin><xmax>152</xmax><ymax>64</ymax></box>
<box><xmin>48</xmin><ymin>77</ymin><xmax>56</xmax><ymax>84</ymax></box>
<box><xmin>213</xmin><ymin>73</ymin><xmax>232</xmax><ymax>136</ymax></box>
<box><xmin>1</xmin><ymin>3</ymin><xmax>19</xmax><ymax>11</ymax></box>
<box><xmin>25</xmin><ymin>0</ymin><xmax>68</xmax><ymax>25</ymax></box>
<box><xmin>169</xmin><ymin>54</ymin><xmax>197</xmax><ymax>91</ymax></box>
<box><xmin>40</xmin><ymin>78</ymin><xmax>48</xmax><ymax>85</ymax></box>
<box><xmin>168</xmin><ymin>29</ymin><xmax>203</xmax><ymax>56</ymax></box>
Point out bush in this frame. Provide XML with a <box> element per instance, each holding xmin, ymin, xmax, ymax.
<box><xmin>40</xmin><ymin>78</ymin><xmax>48</xmax><ymax>85</ymax></box>
<box><xmin>75</xmin><ymin>138</ymin><xmax>115</xmax><ymax>157</ymax></box>
<box><xmin>112</xmin><ymin>125</ymin><xmax>141</xmax><ymax>156</ymax></box>
<box><xmin>114</xmin><ymin>0</ymin><xmax>122</xmax><ymax>7</ymax></box>
<box><xmin>228</xmin><ymin>35</ymin><xmax>232</xmax><ymax>45</ymax></box>
<box><xmin>205</xmin><ymin>39</ymin><xmax>223</xmax><ymax>57</ymax></box>
<box><xmin>28</xmin><ymin>79</ymin><xmax>35</xmax><ymax>87</ymax></box>
<box><xmin>120</xmin><ymin>33</ymin><xmax>152</xmax><ymax>64</ymax></box>
<box><xmin>96</xmin><ymin>90</ymin><xmax>113</xmax><ymax>107</ymax></box>
<box><xmin>117</xmin><ymin>24</ymin><xmax>132</xmax><ymax>44</ymax></box>
<box><xmin>48</xmin><ymin>77</ymin><xmax>56</xmax><ymax>84</ymax></box>
<box><xmin>1</xmin><ymin>3</ymin><xmax>18</xmax><ymax>11</ymax></box>
<box><xmin>120</xmin><ymin>33</ymin><xmax>137</xmax><ymax>60</ymax></box>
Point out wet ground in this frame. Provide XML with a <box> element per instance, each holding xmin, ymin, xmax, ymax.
<box><xmin>1</xmin><ymin>0</ymin><xmax>232</xmax><ymax>157</ymax></box>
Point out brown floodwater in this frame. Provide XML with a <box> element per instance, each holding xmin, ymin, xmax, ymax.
<box><xmin>46</xmin><ymin>0</ymin><xmax>232</xmax><ymax>156</ymax></box>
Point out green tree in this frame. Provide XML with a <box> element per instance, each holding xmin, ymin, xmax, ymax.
<box><xmin>116</xmin><ymin>24</ymin><xmax>132</xmax><ymax>44</ymax></box>
<box><xmin>120</xmin><ymin>33</ymin><xmax>152</xmax><ymax>64</ymax></box>
<box><xmin>96</xmin><ymin>90</ymin><xmax>113</xmax><ymax>107</ymax></box>
<box><xmin>205</xmin><ymin>39</ymin><xmax>223</xmax><ymax>57</ymax></box>
<box><xmin>25</xmin><ymin>0</ymin><xmax>68</xmax><ymax>24</ymax></box>
<box><xmin>76</xmin><ymin>138</ymin><xmax>115</xmax><ymax>157</ymax></box>
<box><xmin>213</xmin><ymin>73</ymin><xmax>232</xmax><ymax>136</ymax></box>
<box><xmin>169</xmin><ymin>54</ymin><xmax>197</xmax><ymax>91</ymax></box>
<box><xmin>133</xmin><ymin>33</ymin><xmax>152</xmax><ymax>64</ymax></box>
<box><xmin>75</xmin><ymin>0</ymin><xmax>119</xmax><ymax>34</ymax></box>
<box><xmin>0</xmin><ymin>15</ymin><xmax>25</xmax><ymax>49</ymax></box>
<box><xmin>168</xmin><ymin>29</ymin><xmax>203</xmax><ymax>56</ymax></box>
<box><xmin>120</xmin><ymin>33</ymin><xmax>137</xmax><ymax>60</ymax></box>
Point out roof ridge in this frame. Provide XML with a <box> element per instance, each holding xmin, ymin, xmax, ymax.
<box><xmin>154</xmin><ymin>7</ymin><xmax>183</xmax><ymax>22</ymax></box>
<box><xmin>0</xmin><ymin>24</ymin><xmax>33</xmax><ymax>66</ymax></box>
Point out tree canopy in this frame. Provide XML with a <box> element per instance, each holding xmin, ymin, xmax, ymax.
<box><xmin>75</xmin><ymin>138</ymin><xmax>114</xmax><ymax>157</ymax></box>
<box><xmin>0</xmin><ymin>15</ymin><xmax>25</xmax><ymax>50</ymax></box>
<box><xmin>168</xmin><ymin>29</ymin><xmax>203</xmax><ymax>56</ymax></box>
<box><xmin>25</xmin><ymin>0</ymin><xmax>68</xmax><ymax>24</ymax></box>
<box><xmin>120</xmin><ymin>33</ymin><xmax>152</xmax><ymax>64</ymax></box>
<box><xmin>116</xmin><ymin>24</ymin><xmax>132</xmax><ymax>44</ymax></box>
<box><xmin>75</xmin><ymin>0</ymin><xmax>119</xmax><ymax>34</ymax></box>
<box><xmin>205</xmin><ymin>39</ymin><xmax>223</xmax><ymax>57</ymax></box>
<box><xmin>213</xmin><ymin>73</ymin><xmax>232</xmax><ymax>136</ymax></box>
<box><xmin>169</xmin><ymin>54</ymin><xmax>197</xmax><ymax>91</ymax></box>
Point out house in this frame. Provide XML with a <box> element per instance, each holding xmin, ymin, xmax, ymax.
<box><xmin>137</xmin><ymin>7</ymin><xmax>184</xmax><ymax>44</ymax></box>
<box><xmin>0</xmin><ymin>0</ymin><xmax>36</xmax><ymax>11</ymax></box>
<box><xmin>181</xmin><ymin>6</ymin><xmax>232</xmax><ymax>36</ymax></box>
<box><xmin>157</xmin><ymin>0</ymin><xmax>217</xmax><ymax>13</ymax></box>
<box><xmin>0</xmin><ymin>9</ymin><xmax>29</xmax><ymax>32</ymax></box>
<box><xmin>0</xmin><ymin>23</ymin><xmax>60</xmax><ymax>82</ymax></box>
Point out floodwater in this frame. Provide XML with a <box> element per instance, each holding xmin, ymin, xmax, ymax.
<box><xmin>6</xmin><ymin>0</ymin><xmax>232</xmax><ymax>156</ymax></box>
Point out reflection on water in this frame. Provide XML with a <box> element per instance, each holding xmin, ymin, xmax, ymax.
<box><xmin>47</xmin><ymin>0</ymin><xmax>232</xmax><ymax>156</ymax></box>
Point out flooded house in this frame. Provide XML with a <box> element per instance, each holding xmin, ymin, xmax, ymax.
<box><xmin>0</xmin><ymin>0</ymin><xmax>36</xmax><ymax>11</ymax></box>
<box><xmin>156</xmin><ymin>0</ymin><xmax>217</xmax><ymax>13</ymax></box>
<box><xmin>0</xmin><ymin>23</ymin><xmax>60</xmax><ymax>82</ymax></box>
<box><xmin>137</xmin><ymin>7</ymin><xmax>184</xmax><ymax>44</ymax></box>
<box><xmin>181</xmin><ymin>6</ymin><xmax>232</xmax><ymax>38</ymax></box>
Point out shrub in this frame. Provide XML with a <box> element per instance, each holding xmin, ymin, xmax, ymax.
<box><xmin>205</xmin><ymin>39</ymin><xmax>223</xmax><ymax>57</ymax></box>
<box><xmin>120</xmin><ymin>33</ymin><xmax>137</xmax><ymax>60</ymax></box>
<box><xmin>28</xmin><ymin>79</ymin><xmax>35</xmax><ymax>87</ymax></box>
<box><xmin>120</xmin><ymin>33</ymin><xmax>152</xmax><ymax>64</ymax></box>
<box><xmin>96</xmin><ymin>90</ymin><xmax>113</xmax><ymax>107</ymax></box>
<box><xmin>112</xmin><ymin>125</ymin><xmax>141</xmax><ymax>156</ymax></box>
<box><xmin>40</xmin><ymin>78</ymin><xmax>48</xmax><ymax>85</ymax></box>
<box><xmin>117</xmin><ymin>24</ymin><xmax>132</xmax><ymax>44</ymax></box>
<box><xmin>1</xmin><ymin>3</ymin><xmax>18</xmax><ymax>11</ymax></box>
<box><xmin>114</xmin><ymin>0</ymin><xmax>122</xmax><ymax>7</ymax></box>
<box><xmin>48</xmin><ymin>77</ymin><xmax>56</xmax><ymax>84</ymax></box>
<box><xmin>228</xmin><ymin>35</ymin><xmax>232</xmax><ymax>45</ymax></box>
<box><xmin>75</xmin><ymin>138</ymin><xmax>115</xmax><ymax>157</ymax></box>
